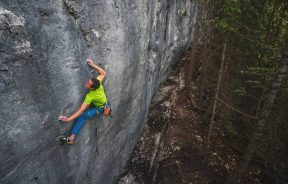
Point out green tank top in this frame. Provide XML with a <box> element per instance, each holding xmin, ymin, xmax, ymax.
<box><xmin>84</xmin><ymin>79</ymin><xmax>107</xmax><ymax>107</ymax></box>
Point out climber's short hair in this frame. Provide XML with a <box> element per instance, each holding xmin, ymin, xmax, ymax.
<box><xmin>91</xmin><ymin>78</ymin><xmax>100</xmax><ymax>89</ymax></box>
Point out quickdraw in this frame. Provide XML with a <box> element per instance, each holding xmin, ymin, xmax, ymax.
<box><xmin>103</xmin><ymin>101</ymin><xmax>112</xmax><ymax>117</ymax></box>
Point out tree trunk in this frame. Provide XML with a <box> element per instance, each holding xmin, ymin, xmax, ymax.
<box><xmin>228</xmin><ymin>42</ymin><xmax>288</xmax><ymax>183</ymax></box>
<box><xmin>198</xmin><ymin>30</ymin><xmax>211</xmax><ymax>106</ymax></box>
<box><xmin>205</xmin><ymin>39</ymin><xmax>227</xmax><ymax>152</ymax></box>
<box><xmin>184</xmin><ymin>0</ymin><xmax>206</xmax><ymax>109</ymax></box>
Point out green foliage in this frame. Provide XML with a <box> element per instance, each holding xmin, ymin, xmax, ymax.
<box><xmin>247</xmin><ymin>67</ymin><xmax>273</xmax><ymax>75</ymax></box>
<box><xmin>233</xmin><ymin>87</ymin><xmax>246</xmax><ymax>96</ymax></box>
<box><xmin>215</xmin><ymin>0</ymin><xmax>240</xmax><ymax>31</ymax></box>
<box><xmin>245</xmin><ymin>80</ymin><xmax>263</xmax><ymax>88</ymax></box>
<box><xmin>202</xmin><ymin>0</ymin><xmax>288</xmax><ymax>180</ymax></box>
<box><xmin>212</xmin><ymin>0</ymin><xmax>287</xmax><ymax>98</ymax></box>
<box><xmin>224</xmin><ymin>121</ymin><xmax>238</xmax><ymax>137</ymax></box>
<box><xmin>204</xmin><ymin>0</ymin><xmax>288</xmax><ymax>126</ymax></box>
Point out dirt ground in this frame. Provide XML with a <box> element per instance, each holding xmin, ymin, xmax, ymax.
<box><xmin>117</xmin><ymin>59</ymin><xmax>263</xmax><ymax>184</ymax></box>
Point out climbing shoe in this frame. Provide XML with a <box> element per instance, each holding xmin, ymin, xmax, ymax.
<box><xmin>59</xmin><ymin>136</ymin><xmax>74</xmax><ymax>145</ymax></box>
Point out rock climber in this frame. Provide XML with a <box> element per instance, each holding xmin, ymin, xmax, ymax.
<box><xmin>58</xmin><ymin>58</ymin><xmax>108</xmax><ymax>144</ymax></box>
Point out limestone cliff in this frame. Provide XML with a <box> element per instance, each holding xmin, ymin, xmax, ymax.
<box><xmin>0</xmin><ymin>1</ymin><xmax>197</xmax><ymax>184</ymax></box>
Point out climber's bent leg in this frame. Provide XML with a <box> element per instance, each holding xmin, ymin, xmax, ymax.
<box><xmin>71</xmin><ymin>108</ymin><xmax>98</xmax><ymax>136</ymax></box>
<box><xmin>70</xmin><ymin>106</ymin><xmax>104</xmax><ymax>141</ymax></box>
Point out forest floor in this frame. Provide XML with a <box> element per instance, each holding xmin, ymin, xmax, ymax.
<box><xmin>117</xmin><ymin>58</ymin><xmax>263</xmax><ymax>184</ymax></box>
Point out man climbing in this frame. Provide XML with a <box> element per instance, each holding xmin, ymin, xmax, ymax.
<box><xmin>58</xmin><ymin>58</ymin><xmax>108</xmax><ymax>144</ymax></box>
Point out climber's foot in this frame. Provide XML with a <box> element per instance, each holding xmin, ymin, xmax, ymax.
<box><xmin>57</xmin><ymin>136</ymin><xmax>74</xmax><ymax>145</ymax></box>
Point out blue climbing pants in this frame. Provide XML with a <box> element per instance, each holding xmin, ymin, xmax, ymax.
<box><xmin>71</xmin><ymin>106</ymin><xmax>104</xmax><ymax>135</ymax></box>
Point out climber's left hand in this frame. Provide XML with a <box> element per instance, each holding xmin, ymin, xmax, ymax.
<box><xmin>59</xmin><ymin>115</ymin><xmax>69</xmax><ymax>122</ymax></box>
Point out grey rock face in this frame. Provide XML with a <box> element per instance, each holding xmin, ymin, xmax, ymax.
<box><xmin>0</xmin><ymin>1</ymin><xmax>197</xmax><ymax>184</ymax></box>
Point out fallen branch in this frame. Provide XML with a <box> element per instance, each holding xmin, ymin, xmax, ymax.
<box><xmin>217</xmin><ymin>97</ymin><xmax>259</xmax><ymax>120</ymax></box>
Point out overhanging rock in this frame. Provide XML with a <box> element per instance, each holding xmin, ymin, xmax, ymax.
<box><xmin>0</xmin><ymin>1</ymin><xmax>198</xmax><ymax>184</ymax></box>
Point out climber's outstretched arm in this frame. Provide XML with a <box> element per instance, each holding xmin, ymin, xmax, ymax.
<box><xmin>59</xmin><ymin>103</ymin><xmax>89</xmax><ymax>122</ymax></box>
<box><xmin>87</xmin><ymin>58</ymin><xmax>106</xmax><ymax>81</ymax></box>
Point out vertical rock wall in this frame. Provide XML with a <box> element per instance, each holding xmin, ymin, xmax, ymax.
<box><xmin>0</xmin><ymin>0</ymin><xmax>197</xmax><ymax>184</ymax></box>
